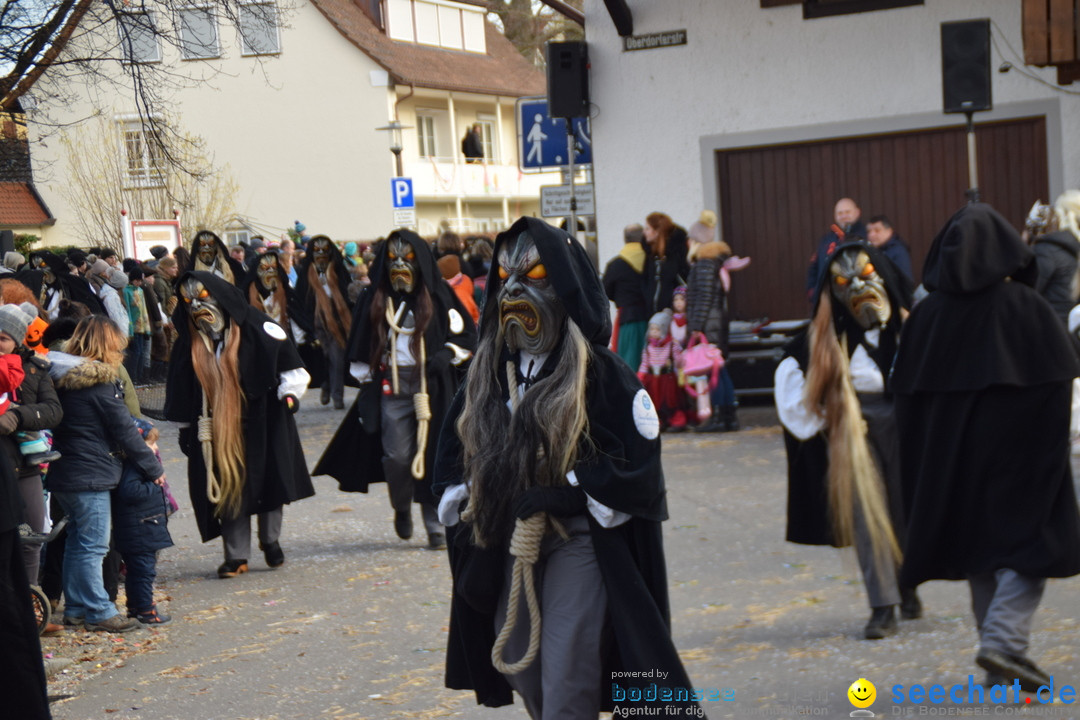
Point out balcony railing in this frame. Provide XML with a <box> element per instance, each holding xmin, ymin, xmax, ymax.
<box><xmin>405</xmin><ymin>156</ymin><xmax>565</xmax><ymax>200</ymax></box>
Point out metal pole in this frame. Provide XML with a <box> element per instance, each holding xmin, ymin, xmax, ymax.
<box><xmin>567</xmin><ymin>124</ymin><xmax>577</xmax><ymax>239</ymax></box>
<box><xmin>965</xmin><ymin>112</ymin><xmax>979</xmax><ymax>203</ymax></box>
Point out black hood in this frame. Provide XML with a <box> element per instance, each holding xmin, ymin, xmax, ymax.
<box><xmin>483</xmin><ymin>217</ymin><xmax>610</xmax><ymax>347</ymax></box>
<box><xmin>243</xmin><ymin>250</ymin><xmax>286</xmax><ymax>298</ymax></box>
<box><xmin>922</xmin><ymin>203</ymin><xmax>1037</xmax><ymax>294</ymax></box>
<box><xmin>366</xmin><ymin>229</ymin><xmax>450</xmax><ymax>308</ymax></box>
<box><xmin>296</xmin><ymin>235</ymin><xmax>353</xmax><ymax>303</ymax></box>
<box><xmin>173</xmin><ymin>270</ymin><xmax>253</xmax><ymax>328</ymax></box>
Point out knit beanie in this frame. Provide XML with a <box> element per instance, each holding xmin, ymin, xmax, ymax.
<box><xmin>128</xmin><ymin>268</ymin><xmax>144</xmax><ymax>283</ymax></box>
<box><xmin>0</xmin><ymin>302</ymin><xmax>39</xmax><ymax>344</ymax></box>
<box><xmin>106</xmin><ymin>266</ymin><xmax>129</xmax><ymax>290</ymax></box>
<box><xmin>149</xmin><ymin>245</ymin><xmax>169</xmax><ymax>260</ymax></box>
<box><xmin>3</xmin><ymin>252</ymin><xmax>24</xmax><ymax>271</ymax></box>
<box><xmin>648</xmin><ymin>309</ymin><xmax>672</xmax><ymax>332</ymax></box>
<box><xmin>89</xmin><ymin>259</ymin><xmax>110</xmax><ymax>279</ymax></box>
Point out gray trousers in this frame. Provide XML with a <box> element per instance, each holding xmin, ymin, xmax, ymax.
<box><xmin>380</xmin><ymin>370</ymin><xmax>440</xmax><ymax>535</ymax></box>
<box><xmin>315</xmin><ymin>326</ymin><xmax>346</xmax><ymax>405</ymax></box>
<box><xmin>17</xmin><ymin>473</ymin><xmax>45</xmax><ymax>584</ymax></box>
<box><xmin>969</xmin><ymin>568</ymin><xmax>1046</xmax><ymax>657</ymax></box>
<box><xmin>221</xmin><ymin>508</ymin><xmax>283</xmax><ymax>561</ymax></box>
<box><xmin>494</xmin><ymin>515</ymin><xmax>609</xmax><ymax>720</ymax></box>
<box><xmin>853</xmin><ymin>395</ymin><xmax>902</xmax><ymax>609</ymax></box>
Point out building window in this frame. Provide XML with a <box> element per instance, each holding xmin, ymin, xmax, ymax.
<box><xmin>477</xmin><ymin>117</ymin><xmax>498</xmax><ymax>163</ymax></box>
<box><xmin>118</xmin><ymin>12</ymin><xmax>161</xmax><ymax>63</ymax></box>
<box><xmin>239</xmin><ymin>3</ymin><xmax>280</xmax><ymax>55</ymax></box>
<box><xmin>121</xmin><ymin>121</ymin><xmax>165</xmax><ymax>188</ymax></box>
<box><xmin>178</xmin><ymin>7</ymin><xmax>219</xmax><ymax>59</ymax></box>
<box><xmin>417</xmin><ymin>114</ymin><xmax>437</xmax><ymax>159</ymax></box>
<box><xmin>225</xmin><ymin>230</ymin><xmax>251</xmax><ymax>246</ymax></box>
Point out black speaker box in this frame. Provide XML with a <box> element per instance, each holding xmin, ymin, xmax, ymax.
<box><xmin>0</xmin><ymin>231</ymin><xmax>13</xmax><ymax>256</ymax></box>
<box><xmin>942</xmin><ymin>19</ymin><xmax>992</xmax><ymax>114</ymax></box>
<box><xmin>547</xmin><ymin>42</ymin><xmax>589</xmax><ymax>119</ymax></box>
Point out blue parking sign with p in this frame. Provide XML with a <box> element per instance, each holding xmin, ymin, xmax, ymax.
<box><xmin>391</xmin><ymin>178</ymin><xmax>414</xmax><ymax>209</ymax></box>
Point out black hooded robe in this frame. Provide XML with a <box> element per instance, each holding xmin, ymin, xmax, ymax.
<box><xmin>241</xmin><ymin>256</ymin><xmax>315</xmax><ymax>346</ymax></box>
<box><xmin>313</xmin><ymin>230</ymin><xmax>476</xmax><ymax>505</ymax></box>
<box><xmin>432</xmin><ymin>217</ymin><xmax>698</xmax><ymax>713</ymax></box>
<box><xmin>294</xmin><ymin>238</ymin><xmax>354</xmax><ymax>391</ymax></box>
<box><xmin>891</xmin><ymin>203</ymin><xmax>1080</xmax><ymax>587</ymax></box>
<box><xmin>781</xmin><ymin>241</ymin><xmax>911</xmax><ymax>548</ymax></box>
<box><xmin>164</xmin><ymin>271</ymin><xmax>314</xmax><ymax>543</ymax></box>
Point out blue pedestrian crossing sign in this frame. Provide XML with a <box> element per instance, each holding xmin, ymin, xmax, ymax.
<box><xmin>391</xmin><ymin>177</ymin><xmax>414</xmax><ymax>209</ymax></box>
<box><xmin>517</xmin><ymin>97</ymin><xmax>592</xmax><ymax>172</ymax></box>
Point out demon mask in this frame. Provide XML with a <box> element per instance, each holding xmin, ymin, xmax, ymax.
<box><xmin>496</xmin><ymin>231</ymin><xmax>564</xmax><ymax>354</ymax></box>
<box><xmin>195</xmin><ymin>232</ymin><xmax>220</xmax><ymax>267</ymax></box>
<box><xmin>312</xmin><ymin>237</ymin><xmax>333</xmax><ymax>274</ymax></box>
<box><xmin>386</xmin><ymin>236</ymin><xmax>417</xmax><ymax>294</ymax></box>
<box><xmin>256</xmin><ymin>253</ymin><xmax>279</xmax><ymax>292</ymax></box>
<box><xmin>828</xmin><ymin>246</ymin><xmax>891</xmax><ymax>330</ymax></box>
<box><xmin>180</xmin><ymin>277</ymin><xmax>227</xmax><ymax>339</ymax></box>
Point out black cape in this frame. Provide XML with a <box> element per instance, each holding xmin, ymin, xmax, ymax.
<box><xmin>432</xmin><ymin>217</ymin><xmax>696</xmax><ymax>712</ymax></box>
<box><xmin>164</xmin><ymin>271</ymin><xmax>314</xmax><ymax>543</ymax></box>
<box><xmin>891</xmin><ymin>203</ymin><xmax>1080</xmax><ymax>585</ymax></box>
<box><xmin>19</xmin><ymin>252</ymin><xmax>106</xmax><ymax>315</ymax></box>
<box><xmin>312</xmin><ymin>229</ymin><xmax>476</xmax><ymax>502</ymax></box>
<box><xmin>783</xmin><ymin>241</ymin><xmax>910</xmax><ymax>547</ymax></box>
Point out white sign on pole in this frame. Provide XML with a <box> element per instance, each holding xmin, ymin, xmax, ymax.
<box><xmin>540</xmin><ymin>184</ymin><xmax>595</xmax><ymax>218</ymax></box>
<box><xmin>393</xmin><ymin>208</ymin><xmax>417</xmax><ymax>228</ymax></box>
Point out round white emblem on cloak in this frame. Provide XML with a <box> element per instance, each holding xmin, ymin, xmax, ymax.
<box><xmin>263</xmin><ymin>321</ymin><xmax>287</xmax><ymax>341</ymax></box>
<box><xmin>448</xmin><ymin>308</ymin><xmax>464</xmax><ymax>334</ymax></box>
<box><xmin>632</xmin><ymin>388</ymin><xmax>660</xmax><ymax>440</ymax></box>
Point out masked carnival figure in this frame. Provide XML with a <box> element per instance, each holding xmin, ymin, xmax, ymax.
<box><xmin>775</xmin><ymin>242</ymin><xmax>918</xmax><ymax>640</ymax></box>
<box><xmin>892</xmin><ymin>204</ymin><xmax>1080</xmax><ymax>690</ymax></box>
<box><xmin>295</xmin><ymin>235</ymin><xmax>352</xmax><ymax>409</ymax></box>
<box><xmin>20</xmin><ymin>251</ymin><xmax>104</xmax><ymax>319</ymax></box>
<box><xmin>433</xmin><ymin>217</ymin><xmax>699</xmax><ymax>718</ymax></box>
<box><xmin>165</xmin><ymin>271</ymin><xmax>314</xmax><ymax>578</ymax></box>
<box><xmin>243</xmin><ymin>251</ymin><xmax>315</xmax><ymax>347</ymax></box>
<box><xmin>315</xmin><ymin>230</ymin><xmax>475</xmax><ymax>549</ymax></box>
<box><xmin>190</xmin><ymin>230</ymin><xmax>245</xmax><ymax>285</ymax></box>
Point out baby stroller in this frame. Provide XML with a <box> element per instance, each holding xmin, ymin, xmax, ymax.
<box><xmin>18</xmin><ymin>517</ymin><xmax>68</xmax><ymax>635</ymax></box>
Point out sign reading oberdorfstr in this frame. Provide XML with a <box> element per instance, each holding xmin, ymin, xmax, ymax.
<box><xmin>623</xmin><ymin>30</ymin><xmax>687</xmax><ymax>52</ymax></box>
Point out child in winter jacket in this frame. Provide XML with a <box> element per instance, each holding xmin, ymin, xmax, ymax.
<box><xmin>638</xmin><ymin>310</ymin><xmax>687</xmax><ymax>432</ymax></box>
<box><xmin>112</xmin><ymin>417</ymin><xmax>173</xmax><ymax>625</ymax></box>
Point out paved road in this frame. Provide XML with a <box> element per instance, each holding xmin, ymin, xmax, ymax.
<box><xmin>48</xmin><ymin>396</ymin><xmax>1080</xmax><ymax>720</ymax></box>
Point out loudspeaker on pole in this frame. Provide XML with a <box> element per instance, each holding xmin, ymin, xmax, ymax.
<box><xmin>941</xmin><ymin>19</ymin><xmax>992</xmax><ymax>114</ymax></box>
<box><xmin>546</xmin><ymin>41</ymin><xmax>589</xmax><ymax>120</ymax></box>
<box><xmin>0</xmin><ymin>231</ymin><xmax>13</xmax><ymax>256</ymax></box>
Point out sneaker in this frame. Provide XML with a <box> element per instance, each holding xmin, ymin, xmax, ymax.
<box><xmin>131</xmin><ymin>607</ymin><xmax>171</xmax><ymax>625</ymax></box>
<box><xmin>394</xmin><ymin>510</ymin><xmax>413</xmax><ymax>540</ymax></box>
<box><xmin>217</xmin><ymin>559</ymin><xmax>249</xmax><ymax>578</ymax></box>
<box><xmin>976</xmin><ymin>648</ymin><xmax>1052</xmax><ymax>693</ymax></box>
<box><xmin>85</xmin><ymin>613</ymin><xmax>141</xmax><ymax>633</ymax></box>
<box><xmin>864</xmin><ymin>606</ymin><xmax>898</xmax><ymax>639</ymax></box>
<box><xmin>261</xmin><ymin>541</ymin><xmax>285</xmax><ymax>568</ymax></box>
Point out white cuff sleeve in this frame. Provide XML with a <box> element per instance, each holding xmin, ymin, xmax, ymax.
<box><xmin>774</xmin><ymin>356</ymin><xmax>826</xmax><ymax>440</ymax></box>
<box><xmin>350</xmin><ymin>361</ymin><xmax>372</xmax><ymax>383</ymax></box>
<box><xmin>446</xmin><ymin>342</ymin><xmax>473</xmax><ymax>366</ymax></box>
<box><xmin>567</xmin><ymin>470</ymin><xmax>631</xmax><ymax>529</ymax></box>
<box><xmin>438</xmin><ymin>483</ymin><xmax>470</xmax><ymax>527</ymax></box>
<box><xmin>278</xmin><ymin>367</ymin><xmax>311</xmax><ymax>400</ymax></box>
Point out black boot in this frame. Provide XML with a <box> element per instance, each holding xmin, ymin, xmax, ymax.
<box><xmin>900</xmin><ymin>587</ymin><xmax>922</xmax><ymax>619</ymax></box>
<box><xmin>721</xmin><ymin>405</ymin><xmax>740</xmax><ymax>432</ymax></box>
<box><xmin>864</xmin><ymin>605</ymin><xmax>898</xmax><ymax>639</ymax></box>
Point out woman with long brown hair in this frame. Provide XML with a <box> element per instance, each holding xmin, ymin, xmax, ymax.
<box><xmin>643</xmin><ymin>212</ymin><xmax>690</xmax><ymax>315</ymax></box>
<box><xmin>46</xmin><ymin>315</ymin><xmax>164</xmax><ymax>633</ymax></box>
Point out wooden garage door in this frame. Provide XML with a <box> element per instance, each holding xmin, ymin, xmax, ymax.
<box><xmin>717</xmin><ymin>116</ymin><xmax>1049</xmax><ymax>321</ymax></box>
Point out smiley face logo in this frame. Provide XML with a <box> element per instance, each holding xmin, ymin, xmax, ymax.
<box><xmin>847</xmin><ymin>678</ymin><xmax>876</xmax><ymax>709</ymax></box>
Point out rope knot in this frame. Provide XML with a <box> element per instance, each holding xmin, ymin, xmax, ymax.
<box><xmin>413</xmin><ymin>392</ymin><xmax>432</xmax><ymax>422</ymax></box>
<box><xmin>197</xmin><ymin>415</ymin><xmax>214</xmax><ymax>442</ymax></box>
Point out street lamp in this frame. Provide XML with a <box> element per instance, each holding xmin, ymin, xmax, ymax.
<box><xmin>375</xmin><ymin>120</ymin><xmax>411</xmax><ymax>177</ymax></box>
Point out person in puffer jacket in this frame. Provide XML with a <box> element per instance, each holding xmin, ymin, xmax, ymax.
<box><xmin>46</xmin><ymin>316</ymin><xmax>164</xmax><ymax>634</ymax></box>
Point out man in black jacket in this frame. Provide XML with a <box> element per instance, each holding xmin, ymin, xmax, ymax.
<box><xmin>806</xmin><ymin>197</ymin><xmax>866</xmax><ymax>301</ymax></box>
